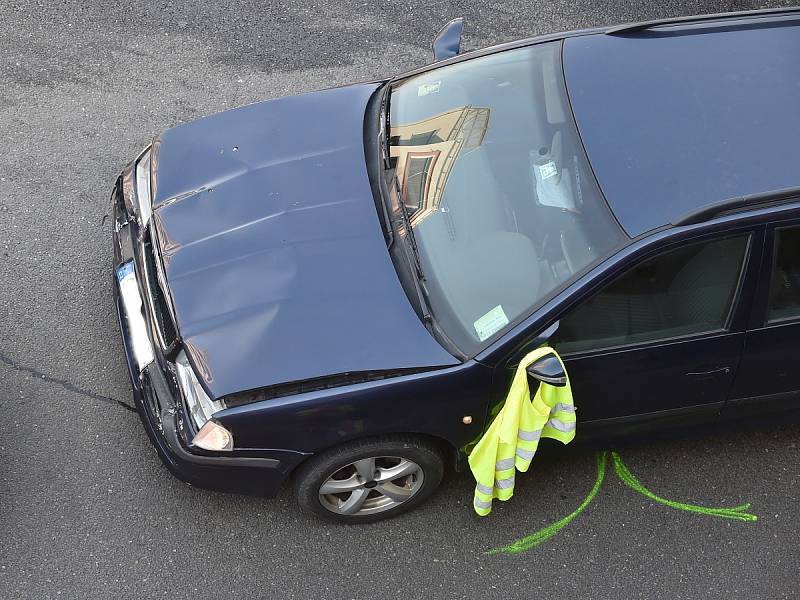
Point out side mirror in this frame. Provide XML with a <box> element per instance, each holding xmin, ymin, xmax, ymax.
<box><xmin>504</xmin><ymin>320</ymin><xmax>560</xmax><ymax>369</ymax></box>
<box><xmin>432</xmin><ymin>18</ymin><xmax>463</xmax><ymax>62</ymax></box>
<box><xmin>526</xmin><ymin>353</ymin><xmax>567</xmax><ymax>387</ymax></box>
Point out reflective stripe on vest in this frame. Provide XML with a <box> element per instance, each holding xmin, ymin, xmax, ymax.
<box><xmin>495</xmin><ymin>474</ymin><xmax>515</xmax><ymax>489</ymax></box>
<box><xmin>475</xmin><ymin>482</ymin><xmax>493</xmax><ymax>496</ymax></box>
<box><xmin>516</xmin><ymin>446</ymin><xmax>535</xmax><ymax>461</ymax></box>
<box><xmin>518</xmin><ymin>428</ymin><xmax>542</xmax><ymax>442</ymax></box>
<box><xmin>474</xmin><ymin>496</ymin><xmax>492</xmax><ymax>511</ymax></box>
<box><xmin>547</xmin><ymin>418</ymin><xmax>576</xmax><ymax>433</ymax></box>
<box><xmin>495</xmin><ymin>457</ymin><xmax>515</xmax><ymax>472</ymax></box>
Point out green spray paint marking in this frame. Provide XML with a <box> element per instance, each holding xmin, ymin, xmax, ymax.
<box><xmin>611</xmin><ymin>451</ymin><xmax>758</xmax><ymax>522</ymax></box>
<box><xmin>487</xmin><ymin>450</ymin><xmax>757</xmax><ymax>556</ymax></box>
<box><xmin>486</xmin><ymin>451</ymin><xmax>607</xmax><ymax>555</ymax></box>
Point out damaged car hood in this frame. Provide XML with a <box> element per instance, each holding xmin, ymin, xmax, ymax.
<box><xmin>150</xmin><ymin>83</ymin><xmax>458</xmax><ymax>399</ymax></box>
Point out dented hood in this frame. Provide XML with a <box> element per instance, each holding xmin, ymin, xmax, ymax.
<box><xmin>150</xmin><ymin>83</ymin><xmax>458</xmax><ymax>399</ymax></box>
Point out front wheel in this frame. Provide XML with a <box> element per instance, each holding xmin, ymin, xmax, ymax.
<box><xmin>293</xmin><ymin>436</ymin><xmax>445</xmax><ymax>524</ymax></box>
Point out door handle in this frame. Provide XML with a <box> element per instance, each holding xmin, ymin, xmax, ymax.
<box><xmin>686</xmin><ymin>366</ymin><xmax>731</xmax><ymax>378</ymax></box>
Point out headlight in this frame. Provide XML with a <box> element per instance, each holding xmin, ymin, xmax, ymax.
<box><xmin>134</xmin><ymin>148</ymin><xmax>153</xmax><ymax>228</ymax></box>
<box><xmin>193</xmin><ymin>420</ymin><xmax>234</xmax><ymax>452</ymax></box>
<box><xmin>174</xmin><ymin>350</ymin><xmax>228</xmax><ymax>438</ymax></box>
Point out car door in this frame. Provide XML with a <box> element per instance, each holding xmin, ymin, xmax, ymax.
<box><xmin>726</xmin><ymin>219</ymin><xmax>800</xmax><ymax>415</ymax></box>
<box><xmin>545</xmin><ymin>229</ymin><xmax>761</xmax><ymax>426</ymax></box>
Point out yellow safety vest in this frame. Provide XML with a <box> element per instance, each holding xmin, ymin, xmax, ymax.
<box><xmin>468</xmin><ymin>346</ymin><xmax>576</xmax><ymax>516</ymax></box>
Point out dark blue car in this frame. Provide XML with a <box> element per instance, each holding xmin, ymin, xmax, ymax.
<box><xmin>112</xmin><ymin>8</ymin><xmax>800</xmax><ymax>522</ymax></box>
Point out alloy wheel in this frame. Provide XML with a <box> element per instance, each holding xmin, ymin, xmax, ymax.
<box><xmin>318</xmin><ymin>455</ymin><xmax>425</xmax><ymax>516</ymax></box>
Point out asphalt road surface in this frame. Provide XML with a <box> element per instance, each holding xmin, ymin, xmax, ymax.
<box><xmin>2</xmin><ymin>1</ymin><xmax>799</xmax><ymax>598</ymax></box>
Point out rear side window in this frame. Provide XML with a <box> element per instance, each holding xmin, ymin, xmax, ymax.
<box><xmin>554</xmin><ymin>236</ymin><xmax>749</xmax><ymax>354</ymax></box>
<box><xmin>767</xmin><ymin>226</ymin><xmax>800</xmax><ymax>323</ymax></box>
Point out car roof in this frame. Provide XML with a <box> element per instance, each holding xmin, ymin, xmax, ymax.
<box><xmin>563</xmin><ymin>14</ymin><xmax>800</xmax><ymax>237</ymax></box>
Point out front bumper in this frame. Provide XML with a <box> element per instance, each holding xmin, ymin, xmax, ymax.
<box><xmin>111</xmin><ymin>177</ymin><xmax>307</xmax><ymax>496</ymax></box>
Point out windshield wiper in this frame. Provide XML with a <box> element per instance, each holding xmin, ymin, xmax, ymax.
<box><xmin>378</xmin><ymin>85</ymin><xmax>427</xmax><ymax>282</ymax></box>
<box><xmin>386</xmin><ymin>165</ymin><xmax>433</xmax><ymax>327</ymax></box>
<box><xmin>373</xmin><ymin>86</ymin><xmax>396</xmax><ymax>250</ymax></box>
<box><xmin>379</xmin><ymin>85</ymin><xmax>393</xmax><ymax>170</ymax></box>
<box><xmin>378</xmin><ymin>86</ymin><xmax>432</xmax><ymax>326</ymax></box>
<box><xmin>377</xmin><ymin>88</ymin><xmax>466</xmax><ymax>358</ymax></box>
<box><xmin>390</xmin><ymin>170</ymin><xmax>427</xmax><ymax>283</ymax></box>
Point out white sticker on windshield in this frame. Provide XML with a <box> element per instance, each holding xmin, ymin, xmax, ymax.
<box><xmin>417</xmin><ymin>81</ymin><xmax>441</xmax><ymax>97</ymax></box>
<box><xmin>474</xmin><ymin>305</ymin><xmax>510</xmax><ymax>342</ymax></box>
<box><xmin>538</xmin><ymin>160</ymin><xmax>558</xmax><ymax>180</ymax></box>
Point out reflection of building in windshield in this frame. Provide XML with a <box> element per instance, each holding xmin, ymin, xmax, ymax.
<box><xmin>391</xmin><ymin>106</ymin><xmax>490</xmax><ymax>227</ymax></box>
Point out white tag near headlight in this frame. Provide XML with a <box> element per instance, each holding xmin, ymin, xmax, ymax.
<box><xmin>116</xmin><ymin>262</ymin><xmax>155</xmax><ymax>371</ymax></box>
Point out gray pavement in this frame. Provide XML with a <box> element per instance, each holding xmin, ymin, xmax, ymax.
<box><xmin>1</xmin><ymin>1</ymin><xmax>799</xmax><ymax>598</ymax></box>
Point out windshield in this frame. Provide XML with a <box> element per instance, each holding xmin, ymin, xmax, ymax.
<box><xmin>388</xmin><ymin>41</ymin><xmax>627</xmax><ymax>355</ymax></box>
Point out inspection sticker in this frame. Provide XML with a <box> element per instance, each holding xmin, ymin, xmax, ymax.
<box><xmin>417</xmin><ymin>81</ymin><xmax>441</xmax><ymax>97</ymax></box>
<box><xmin>538</xmin><ymin>160</ymin><xmax>558</xmax><ymax>180</ymax></box>
<box><xmin>474</xmin><ymin>305</ymin><xmax>509</xmax><ymax>341</ymax></box>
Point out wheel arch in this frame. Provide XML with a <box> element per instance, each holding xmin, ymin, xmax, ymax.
<box><xmin>286</xmin><ymin>431</ymin><xmax>465</xmax><ymax>482</ymax></box>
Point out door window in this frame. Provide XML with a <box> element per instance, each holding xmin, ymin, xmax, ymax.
<box><xmin>767</xmin><ymin>226</ymin><xmax>800</xmax><ymax>322</ymax></box>
<box><xmin>554</xmin><ymin>236</ymin><xmax>749</xmax><ymax>354</ymax></box>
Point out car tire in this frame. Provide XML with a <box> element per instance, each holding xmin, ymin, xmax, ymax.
<box><xmin>293</xmin><ymin>436</ymin><xmax>445</xmax><ymax>524</ymax></box>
